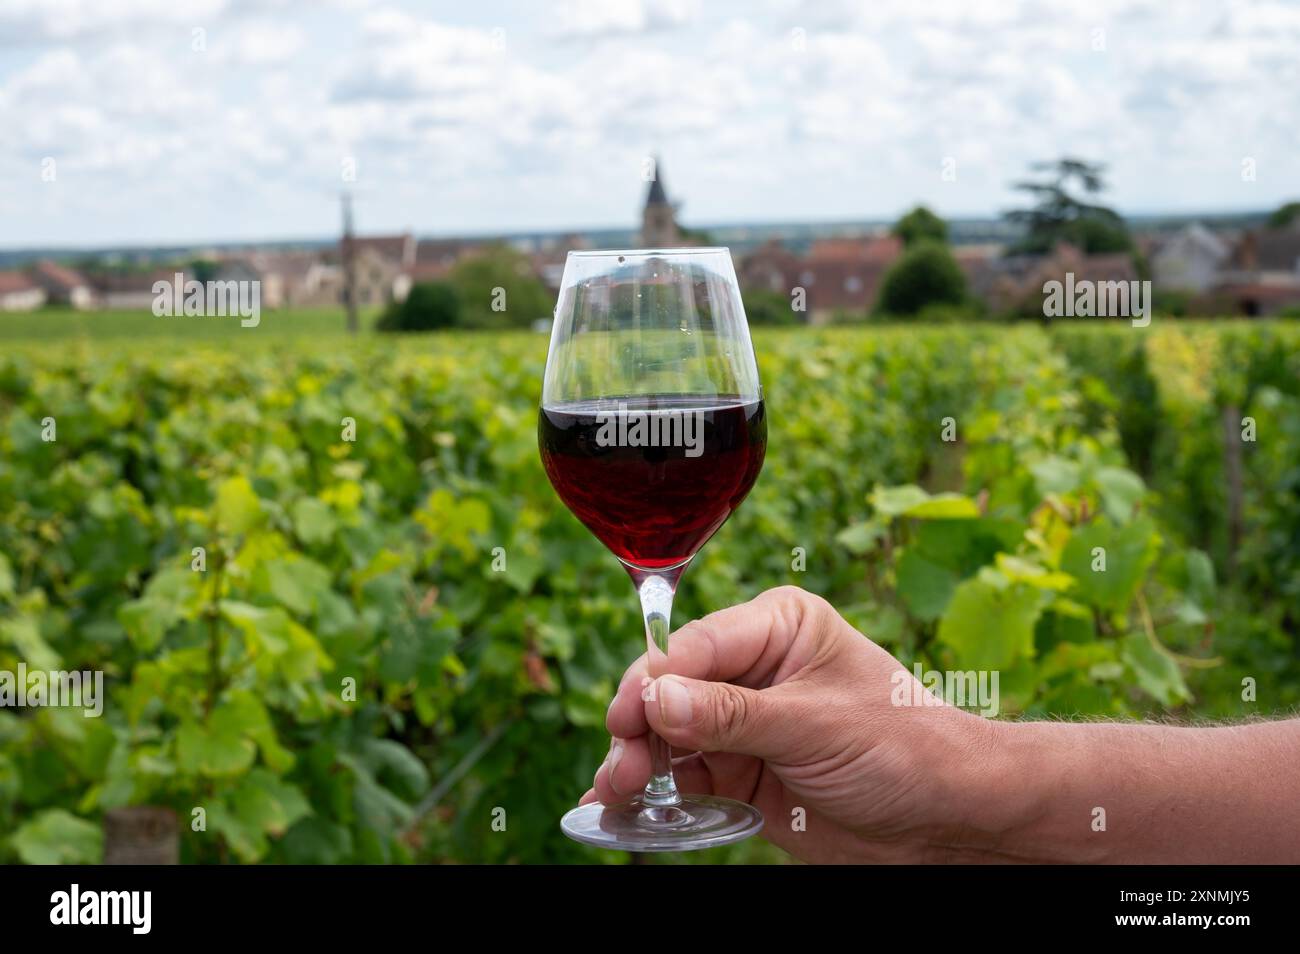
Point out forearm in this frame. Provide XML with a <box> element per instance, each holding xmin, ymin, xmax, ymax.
<box><xmin>952</xmin><ymin>717</ymin><xmax>1300</xmax><ymax>863</ymax></box>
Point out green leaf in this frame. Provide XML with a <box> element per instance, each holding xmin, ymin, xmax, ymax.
<box><xmin>995</xmin><ymin>554</ymin><xmax>1074</xmax><ymax>591</ymax></box>
<box><xmin>869</xmin><ymin>484</ymin><xmax>931</xmax><ymax>517</ymax></box>
<box><xmin>500</xmin><ymin>550</ymin><xmax>544</xmax><ymax>593</ymax></box>
<box><xmin>1094</xmin><ymin>466</ymin><xmax>1146</xmax><ymax>523</ymax></box>
<box><xmin>0</xmin><ymin>751</ymin><xmax>19</xmax><ymax>807</ymax></box>
<box><xmin>292</xmin><ymin>496</ymin><xmax>337</xmax><ymax>545</ymax></box>
<box><xmin>280</xmin><ymin>817</ymin><xmax>353</xmax><ymax>865</ymax></box>
<box><xmin>227</xmin><ymin>690</ymin><xmax>295</xmax><ymax>773</ymax></box>
<box><xmin>895</xmin><ymin>548</ymin><xmax>958</xmax><ymax>621</ymax></box>
<box><xmin>1172</xmin><ymin>601</ymin><xmax>1208</xmax><ymax>625</ymax></box>
<box><xmin>353</xmin><ymin>548</ymin><xmax>407</xmax><ymax>588</ymax></box>
<box><xmin>230</xmin><ymin>768</ymin><xmax>311</xmax><ymax>837</ymax></box>
<box><xmin>869</xmin><ymin>485</ymin><xmax>978</xmax><ymax>520</ymax></box>
<box><xmin>379</xmin><ymin>620</ymin><xmax>455</xmax><ymax>684</ymax></box>
<box><xmin>1036</xmin><ymin>603</ymin><xmax>1096</xmax><ymax>649</ymax></box>
<box><xmin>1184</xmin><ymin>549</ymin><xmax>1216</xmax><ymax>606</ymax></box>
<box><xmin>117</xmin><ymin>567</ymin><xmax>199</xmax><ymax>652</ymax></box>
<box><xmin>563</xmin><ymin>683</ymin><xmax>613</xmax><ymax>728</ymax></box>
<box><xmin>208</xmin><ymin>798</ymin><xmax>268</xmax><ymax>862</ymax></box>
<box><xmin>343</xmin><ymin>754</ymin><xmax>414</xmax><ymax>838</ymax></box>
<box><xmin>417</xmin><ymin>489</ymin><xmax>491</xmax><ymax>559</ymax></box>
<box><xmin>265</xmin><ymin>556</ymin><xmax>333</xmax><ymax>616</ymax></box>
<box><xmin>362</xmin><ymin>738</ymin><xmax>429</xmax><ymax>800</ymax></box>
<box><xmin>222</xmin><ymin>601</ymin><xmax>290</xmax><ymax>654</ymax></box>
<box><xmin>0</xmin><ymin>553</ymin><xmax>13</xmax><ymax>600</ymax></box>
<box><xmin>537</xmin><ymin>618</ymin><xmax>575</xmax><ymax>660</ymax></box>
<box><xmin>175</xmin><ymin>703</ymin><xmax>259</xmax><ymax>778</ymax></box>
<box><xmin>0</xmin><ymin>615</ymin><xmax>60</xmax><ymax>671</ymax></box>
<box><xmin>1030</xmin><ymin>456</ymin><xmax>1082</xmax><ymax>496</ymax></box>
<box><xmin>118</xmin><ymin>598</ymin><xmax>181</xmax><ymax>653</ymax></box>
<box><xmin>1038</xmin><ymin>641</ymin><xmax>1121</xmax><ymax>689</ymax></box>
<box><xmin>215</xmin><ymin>475</ymin><xmax>263</xmax><ymax>536</ymax></box>
<box><xmin>11</xmin><ymin>809</ymin><xmax>103</xmax><ymax>865</ymax></box>
<box><xmin>938</xmin><ymin>577</ymin><xmax>1045</xmax><ymax>670</ymax></box>
<box><xmin>913</xmin><ymin>518</ymin><xmax>1023</xmax><ymax>575</ymax></box>
<box><xmin>836</xmin><ymin>520</ymin><xmax>884</xmax><ymax>555</ymax></box>
<box><xmin>1060</xmin><ymin>516</ymin><xmax>1159</xmax><ymax>612</ymax></box>
<box><xmin>1121</xmin><ymin>632</ymin><xmax>1191</xmax><ymax>707</ymax></box>
<box><xmin>904</xmin><ymin>494</ymin><xmax>980</xmax><ymax>519</ymax></box>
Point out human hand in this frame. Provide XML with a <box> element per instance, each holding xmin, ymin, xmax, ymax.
<box><xmin>582</xmin><ymin>585</ymin><xmax>997</xmax><ymax>863</ymax></box>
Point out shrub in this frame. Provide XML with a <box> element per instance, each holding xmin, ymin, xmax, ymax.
<box><xmin>875</xmin><ymin>241</ymin><xmax>968</xmax><ymax>317</ymax></box>
<box><xmin>448</xmin><ymin>247</ymin><xmax>550</xmax><ymax>329</ymax></box>
<box><xmin>742</xmin><ymin>288</ymin><xmax>803</xmax><ymax>326</ymax></box>
<box><xmin>377</xmin><ymin>282</ymin><xmax>460</xmax><ymax>332</ymax></box>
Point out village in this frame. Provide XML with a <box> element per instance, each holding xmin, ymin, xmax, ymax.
<box><xmin>3</xmin><ymin>161</ymin><xmax>1299</xmax><ymax>323</ymax></box>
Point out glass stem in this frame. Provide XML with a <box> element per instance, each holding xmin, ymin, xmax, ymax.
<box><xmin>636</xmin><ymin>571</ymin><xmax>681</xmax><ymax>808</ymax></box>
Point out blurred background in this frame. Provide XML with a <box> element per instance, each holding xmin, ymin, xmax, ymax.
<box><xmin>1</xmin><ymin>0</ymin><xmax>1299</xmax><ymax>864</ymax></box>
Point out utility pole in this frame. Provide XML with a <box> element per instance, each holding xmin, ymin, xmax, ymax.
<box><xmin>341</xmin><ymin>192</ymin><xmax>358</xmax><ymax>334</ymax></box>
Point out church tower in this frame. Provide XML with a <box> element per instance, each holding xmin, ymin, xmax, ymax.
<box><xmin>639</xmin><ymin>157</ymin><xmax>680</xmax><ymax>248</ymax></box>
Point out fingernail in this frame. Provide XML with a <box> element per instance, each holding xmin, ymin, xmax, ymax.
<box><xmin>657</xmin><ymin>677</ymin><xmax>692</xmax><ymax>728</ymax></box>
<box><xmin>607</xmin><ymin>738</ymin><xmax>626</xmax><ymax>794</ymax></box>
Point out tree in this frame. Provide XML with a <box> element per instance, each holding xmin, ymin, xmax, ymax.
<box><xmin>187</xmin><ymin>258</ymin><xmax>220</xmax><ymax>283</ymax></box>
<box><xmin>742</xmin><ymin>288</ymin><xmax>803</xmax><ymax>326</ymax></box>
<box><xmin>875</xmin><ymin>241</ymin><xmax>968</xmax><ymax>316</ymax></box>
<box><xmin>893</xmin><ymin>206</ymin><xmax>948</xmax><ymax>246</ymax></box>
<box><xmin>1004</xmin><ymin>158</ymin><xmax>1132</xmax><ymax>254</ymax></box>
<box><xmin>448</xmin><ymin>245</ymin><xmax>551</xmax><ymax>329</ymax></box>
<box><xmin>1267</xmin><ymin>201</ymin><xmax>1300</xmax><ymax>229</ymax></box>
<box><xmin>1059</xmin><ymin>216</ymin><xmax>1134</xmax><ymax>254</ymax></box>
<box><xmin>377</xmin><ymin>281</ymin><xmax>459</xmax><ymax>331</ymax></box>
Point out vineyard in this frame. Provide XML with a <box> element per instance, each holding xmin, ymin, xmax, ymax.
<box><xmin>1</xmin><ymin>321</ymin><xmax>1299</xmax><ymax>864</ymax></box>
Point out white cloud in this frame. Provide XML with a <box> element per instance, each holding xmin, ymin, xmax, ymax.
<box><xmin>1</xmin><ymin>0</ymin><xmax>1297</xmax><ymax>245</ymax></box>
<box><xmin>213</xmin><ymin>20</ymin><xmax>307</xmax><ymax>65</ymax></box>
<box><xmin>0</xmin><ymin>0</ymin><xmax>228</xmax><ymax>44</ymax></box>
<box><xmin>550</xmin><ymin>0</ymin><xmax>702</xmax><ymax>38</ymax></box>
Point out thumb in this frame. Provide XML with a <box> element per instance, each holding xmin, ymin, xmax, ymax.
<box><xmin>645</xmin><ymin>675</ymin><xmax>785</xmax><ymax>759</ymax></box>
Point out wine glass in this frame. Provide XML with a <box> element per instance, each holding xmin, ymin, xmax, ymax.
<box><xmin>539</xmin><ymin>248</ymin><xmax>767</xmax><ymax>851</ymax></box>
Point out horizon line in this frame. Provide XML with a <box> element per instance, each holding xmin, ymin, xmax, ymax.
<box><xmin>0</xmin><ymin>205</ymin><xmax>1283</xmax><ymax>257</ymax></box>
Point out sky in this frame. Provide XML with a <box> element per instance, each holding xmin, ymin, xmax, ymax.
<box><xmin>1</xmin><ymin>0</ymin><xmax>1298</xmax><ymax>248</ymax></box>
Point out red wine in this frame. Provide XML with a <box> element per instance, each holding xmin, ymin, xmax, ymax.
<box><xmin>539</xmin><ymin>395</ymin><xmax>766</xmax><ymax>570</ymax></box>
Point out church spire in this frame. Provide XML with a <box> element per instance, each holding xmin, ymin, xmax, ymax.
<box><xmin>639</xmin><ymin>156</ymin><xmax>680</xmax><ymax>247</ymax></box>
<box><xmin>644</xmin><ymin>157</ymin><xmax>669</xmax><ymax>208</ymax></box>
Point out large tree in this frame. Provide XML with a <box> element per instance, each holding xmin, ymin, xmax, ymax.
<box><xmin>893</xmin><ymin>206</ymin><xmax>948</xmax><ymax>246</ymax></box>
<box><xmin>1005</xmin><ymin>158</ymin><xmax>1131</xmax><ymax>254</ymax></box>
<box><xmin>1267</xmin><ymin>201</ymin><xmax>1300</xmax><ymax>229</ymax></box>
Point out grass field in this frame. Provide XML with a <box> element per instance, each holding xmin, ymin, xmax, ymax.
<box><xmin>0</xmin><ymin>306</ymin><xmax>382</xmax><ymax>341</ymax></box>
<box><xmin>5</xmin><ymin>305</ymin><xmax>1292</xmax><ymax>344</ymax></box>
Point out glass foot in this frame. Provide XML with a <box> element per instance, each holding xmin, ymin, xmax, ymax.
<box><xmin>560</xmin><ymin>794</ymin><xmax>763</xmax><ymax>852</ymax></box>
